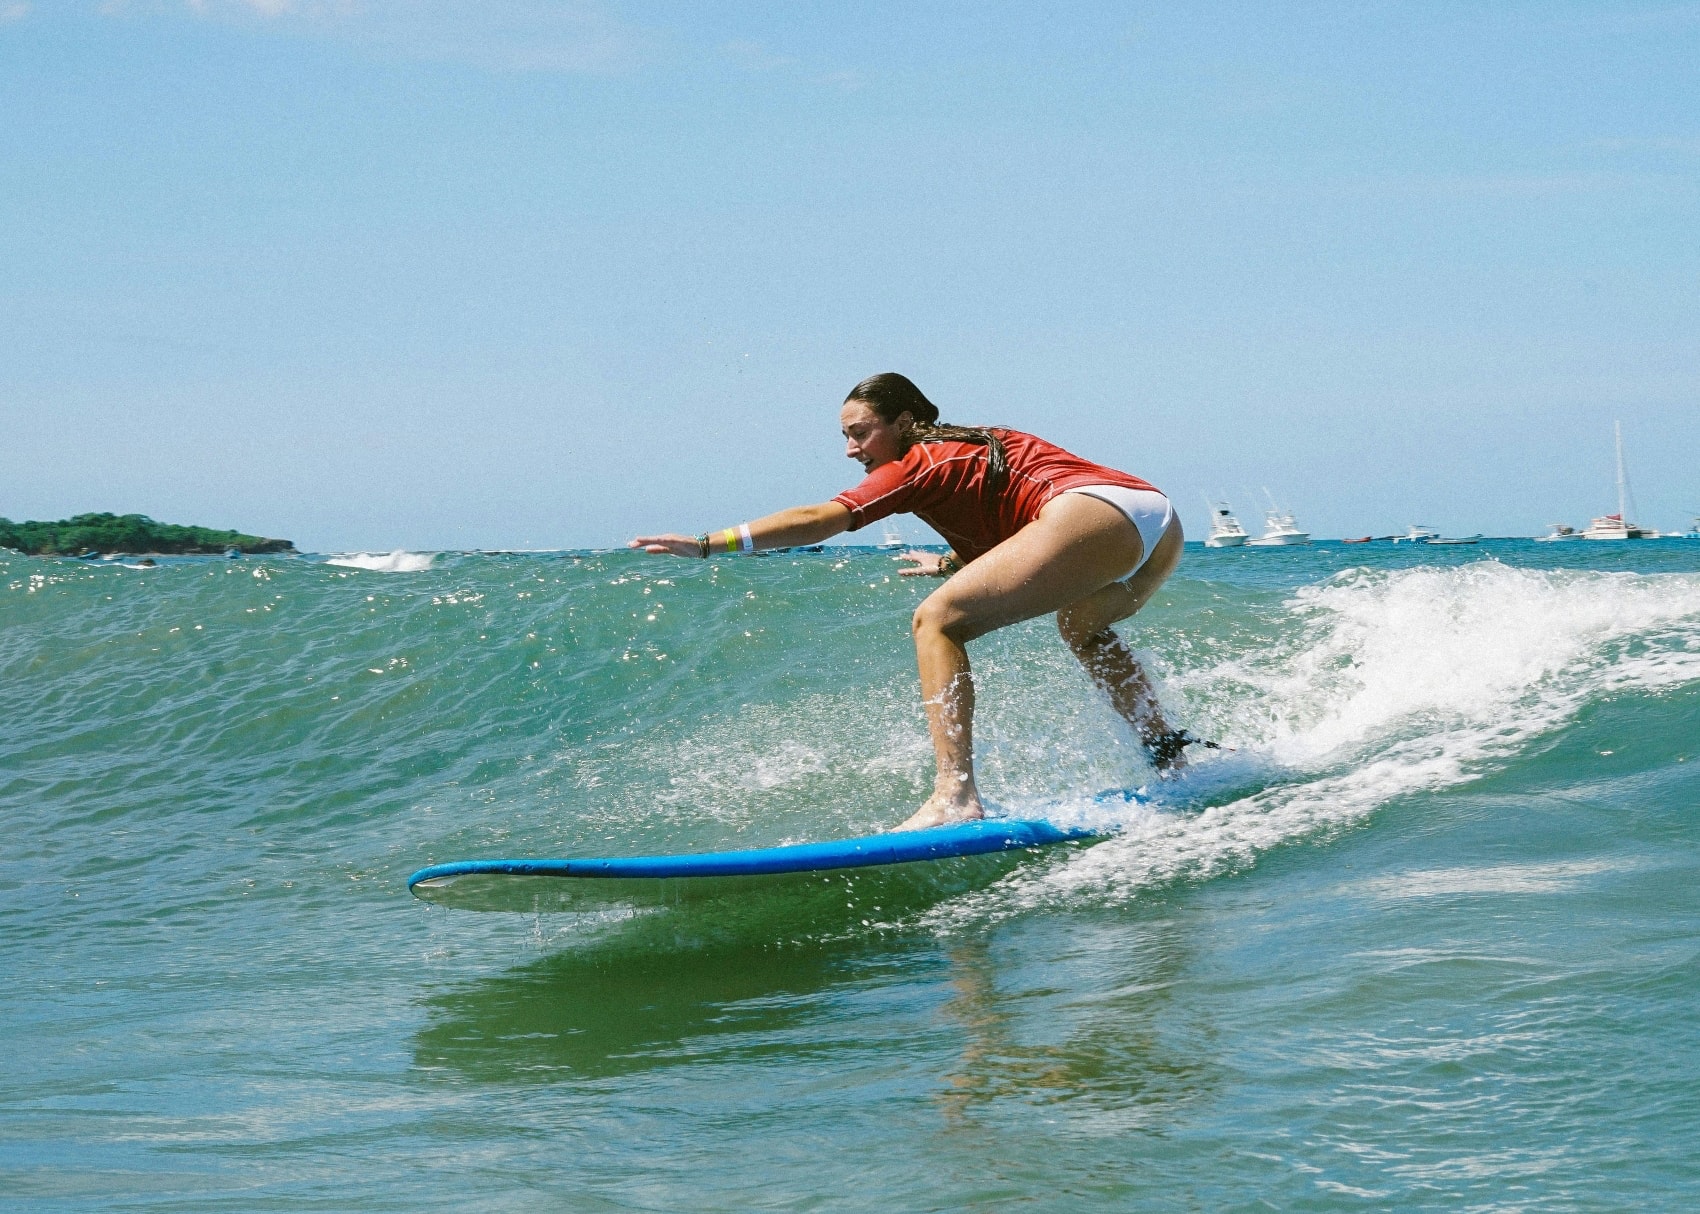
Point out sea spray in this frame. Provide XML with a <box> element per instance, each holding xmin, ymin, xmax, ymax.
<box><xmin>931</xmin><ymin>560</ymin><xmax>1700</xmax><ymax>924</ymax></box>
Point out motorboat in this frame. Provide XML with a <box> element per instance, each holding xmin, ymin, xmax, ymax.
<box><xmin>1203</xmin><ymin>498</ymin><xmax>1248</xmax><ymax>548</ymax></box>
<box><xmin>1534</xmin><ymin>524</ymin><xmax>1581</xmax><ymax>542</ymax></box>
<box><xmin>1245</xmin><ymin>492</ymin><xmax>1310</xmax><ymax>546</ymax></box>
<box><xmin>877</xmin><ymin>523</ymin><xmax>906</xmax><ymax>549</ymax></box>
<box><xmin>1426</xmin><ymin>534</ymin><xmax>1483</xmax><ymax>545</ymax></box>
<box><xmin>1582</xmin><ymin>422</ymin><xmax>1652</xmax><ymax>540</ymax></box>
<box><xmin>1392</xmin><ymin>525</ymin><xmax>1440</xmax><ymax>544</ymax></box>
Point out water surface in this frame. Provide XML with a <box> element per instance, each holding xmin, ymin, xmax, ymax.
<box><xmin>4</xmin><ymin>540</ymin><xmax>1699</xmax><ymax>1209</ymax></box>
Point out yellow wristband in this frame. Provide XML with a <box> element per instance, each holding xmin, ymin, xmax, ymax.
<box><xmin>721</xmin><ymin>528</ymin><xmax>739</xmax><ymax>553</ymax></box>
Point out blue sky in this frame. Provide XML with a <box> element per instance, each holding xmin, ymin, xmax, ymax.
<box><xmin>3</xmin><ymin>2</ymin><xmax>1697</xmax><ymax>550</ymax></box>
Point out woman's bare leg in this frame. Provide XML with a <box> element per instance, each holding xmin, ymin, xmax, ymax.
<box><xmin>1066</xmin><ymin>625</ymin><xmax>1172</xmax><ymax>742</ymax></box>
<box><xmin>895</xmin><ymin>493</ymin><xmax>1152</xmax><ymax>831</ymax></box>
<box><xmin>1055</xmin><ymin>518</ymin><xmax>1186</xmax><ymax>766</ymax></box>
<box><xmin>907</xmin><ymin>624</ymin><xmax>979</xmax><ymax>829</ymax></box>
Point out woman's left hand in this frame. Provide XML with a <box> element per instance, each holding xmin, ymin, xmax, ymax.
<box><xmin>629</xmin><ymin>534</ymin><xmax>701</xmax><ymax>557</ymax></box>
<box><xmin>895</xmin><ymin>549</ymin><xmax>949</xmax><ymax>577</ymax></box>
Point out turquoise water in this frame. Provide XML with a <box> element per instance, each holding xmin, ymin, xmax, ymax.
<box><xmin>4</xmin><ymin>541</ymin><xmax>1699</xmax><ymax>1210</ymax></box>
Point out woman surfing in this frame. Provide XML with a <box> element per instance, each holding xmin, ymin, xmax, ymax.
<box><xmin>630</xmin><ymin>372</ymin><xmax>1204</xmax><ymax>831</ymax></box>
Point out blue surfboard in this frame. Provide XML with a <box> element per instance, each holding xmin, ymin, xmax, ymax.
<box><xmin>408</xmin><ymin>818</ymin><xmax>1110</xmax><ymax>913</ymax></box>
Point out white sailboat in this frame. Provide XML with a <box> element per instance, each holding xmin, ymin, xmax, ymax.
<box><xmin>1245</xmin><ymin>490</ymin><xmax>1310</xmax><ymax>547</ymax></box>
<box><xmin>1203</xmin><ymin>497</ymin><xmax>1248</xmax><ymax>548</ymax></box>
<box><xmin>877</xmin><ymin>522</ymin><xmax>906</xmax><ymax>549</ymax></box>
<box><xmin>1581</xmin><ymin>421</ymin><xmax>1652</xmax><ymax>540</ymax></box>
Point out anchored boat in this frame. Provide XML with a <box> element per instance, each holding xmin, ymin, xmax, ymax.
<box><xmin>1582</xmin><ymin>421</ymin><xmax>1653</xmax><ymax>540</ymax></box>
<box><xmin>1245</xmin><ymin>490</ymin><xmax>1310</xmax><ymax>547</ymax></box>
<box><xmin>1203</xmin><ymin>498</ymin><xmax>1249</xmax><ymax>548</ymax></box>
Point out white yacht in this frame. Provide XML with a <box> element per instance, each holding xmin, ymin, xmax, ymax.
<box><xmin>877</xmin><ymin>523</ymin><xmax>906</xmax><ymax>549</ymax></box>
<box><xmin>1535</xmin><ymin>523</ymin><xmax>1582</xmax><ymax>542</ymax></box>
<box><xmin>1245</xmin><ymin>491</ymin><xmax>1310</xmax><ymax>546</ymax></box>
<box><xmin>1582</xmin><ymin>421</ymin><xmax>1652</xmax><ymax>540</ymax></box>
<box><xmin>1392</xmin><ymin>524</ymin><xmax>1440</xmax><ymax>544</ymax></box>
<box><xmin>1203</xmin><ymin>498</ymin><xmax>1248</xmax><ymax>548</ymax></box>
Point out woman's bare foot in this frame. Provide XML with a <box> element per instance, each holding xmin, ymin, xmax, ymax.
<box><xmin>891</xmin><ymin>794</ymin><xmax>984</xmax><ymax>832</ymax></box>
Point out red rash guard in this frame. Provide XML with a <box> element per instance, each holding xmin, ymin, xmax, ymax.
<box><xmin>832</xmin><ymin>429</ymin><xmax>1159</xmax><ymax>562</ymax></box>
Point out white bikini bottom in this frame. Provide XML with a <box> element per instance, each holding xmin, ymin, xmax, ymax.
<box><xmin>1062</xmin><ymin>485</ymin><xmax>1174</xmax><ymax>578</ymax></box>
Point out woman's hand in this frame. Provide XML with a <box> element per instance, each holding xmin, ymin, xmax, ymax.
<box><xmin>628</xmin><ymin>534</ymin><xmax>703</xmax><ymax>558</ymax></box>
<box><xmin>895</xmin><ymin>549</ymin><xmax>952</xmax><ymax>577</ymax></box>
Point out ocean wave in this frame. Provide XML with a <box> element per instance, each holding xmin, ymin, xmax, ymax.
<box><xmin>931</xmin><ymin>560</ymin><xmax>1700</xmax><ymax>926</ymax></box>
<box><xmin>324</xmin><ymin>550</ymin><xmax>436</xmax><ymax>573</ymax></box>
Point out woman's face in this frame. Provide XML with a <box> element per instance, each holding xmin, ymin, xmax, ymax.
<box><xmin>841</xmin><ymin>400</ymin><xmax>910</xmax><ymax>471</ymax></box>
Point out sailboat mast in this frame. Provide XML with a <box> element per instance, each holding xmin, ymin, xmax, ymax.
<box><xmin>1615</xmin><ymin>419</ymin><xmax>1627</xmax><ymax>520</ymax></box>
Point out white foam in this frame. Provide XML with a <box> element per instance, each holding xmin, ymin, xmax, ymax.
<box><xmin>1345</xmin><ymin>858</ymin><xmax>1628</xmax><ymax>900</ymax></box>
<box><xmin>325</xmin><ymin>550</ymin><xmax>435</xmax><ymax>573</ymax></box>
<box><xmin>929</xmin><ymin>561</ymin><xmax>1700</xmax><ymax>927</ymax></box>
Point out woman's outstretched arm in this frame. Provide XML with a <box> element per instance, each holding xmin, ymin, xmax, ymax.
<box><xmin>629</xmin><ymin>502</ymin><xmax>853</xmax><ymax>557</ymax></box>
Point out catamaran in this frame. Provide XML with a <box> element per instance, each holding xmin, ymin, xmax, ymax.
<box><xmin>1581</xmin><ymin>421</ymin><xmax>1653</xmax><ymax>540</ymax></box>
<box><xmin>1203</xmin><ymin>498</ymin><xmax>1249</xmax><ymax>548</ymax></box>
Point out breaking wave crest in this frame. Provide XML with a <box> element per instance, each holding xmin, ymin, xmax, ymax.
<box><xmin>933</xmin><ymin>560</ymin><xmax>1700</xmax><ymax>927</ymax></box>
<box><xmin>325</xmin><ymin>549</ymin><xmax>436</xmax><ymax>572</ymax></box>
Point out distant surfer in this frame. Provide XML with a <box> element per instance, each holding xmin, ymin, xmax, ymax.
<box><xmin>631</xmin><ymin>372</ymin><xmax>1203</xmax><ymax>831</ymax></box>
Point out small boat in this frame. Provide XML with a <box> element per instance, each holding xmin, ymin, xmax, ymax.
<box><xmin>1534</xmin><ymin>523</ymin><xmax>1581</xmax><ymax>542</ymax></box>
<box><xmin>1425</xmin><ymin>534</ymin><xmax>1483</xmax><ymax>546</ymax></box>
<box><xmin>1581</xmin><ymin>514</ymin><xmax>1654</xmax><ymax>540</ymax></box>
<box><xmin>1582</xmin><ymin>422</ymin><xmax>1652</xmax><ymax>540</ymax></box>
<box><xmin>1341</xmin><ymin>536</ymin><xmax>1374</xmax><ymax>544</ymax></box>
<box><xmin>1245</xmin><ymin>492</ymin><xmax>1310</xmax><ymax>547</ymax></box>
<box><xmin>1392</xmin><ymin>525</ymin><xmax>1440</xmax><ymax>544</ymax></box>
<box><xmin>876</xmin><ymin>523</ymin><xmax>905</xmax><ymax>550</ymax></box>
<box><xmin>1203</xmin><ymin>498</ymin><xmax>1249</xmax><ymax>548</ymax></box>
<box><xmin>1577</xmin><ymin>506</ymin><xmax>1645</xmax><ymax>537</ymax></box>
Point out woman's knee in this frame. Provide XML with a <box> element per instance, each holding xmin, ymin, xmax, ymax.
<box><xmin>913</xmin><ymin>593</ymin><xmax>975</xmax><ymax>644</ymax></box>
<box><xmin>1055</xmin><ymin>608</ymin><xmax>1111</xmax><ymax>654</ymax></box>
<box><xmin>1056</xmin><ymin>582</ymin><xmax>1138</xmax><ymax>652</ymax></box>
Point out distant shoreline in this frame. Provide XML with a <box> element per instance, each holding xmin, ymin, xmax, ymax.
<box><xmin>0</xmin><ymin>512</ymin><xmax>295</xmax><ymax>557</ymax></box>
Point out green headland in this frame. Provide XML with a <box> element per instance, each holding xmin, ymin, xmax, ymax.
<box><xmin>0</xmin><ymin>513</ymin><xmax>296</xmax><ymax>556</ymax></box>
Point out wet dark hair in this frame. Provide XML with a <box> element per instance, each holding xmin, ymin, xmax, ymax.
<box><xmin>843</xmin><ymin>373</ymin><xmax>1008</xmax><ymax>492</ymax></box>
